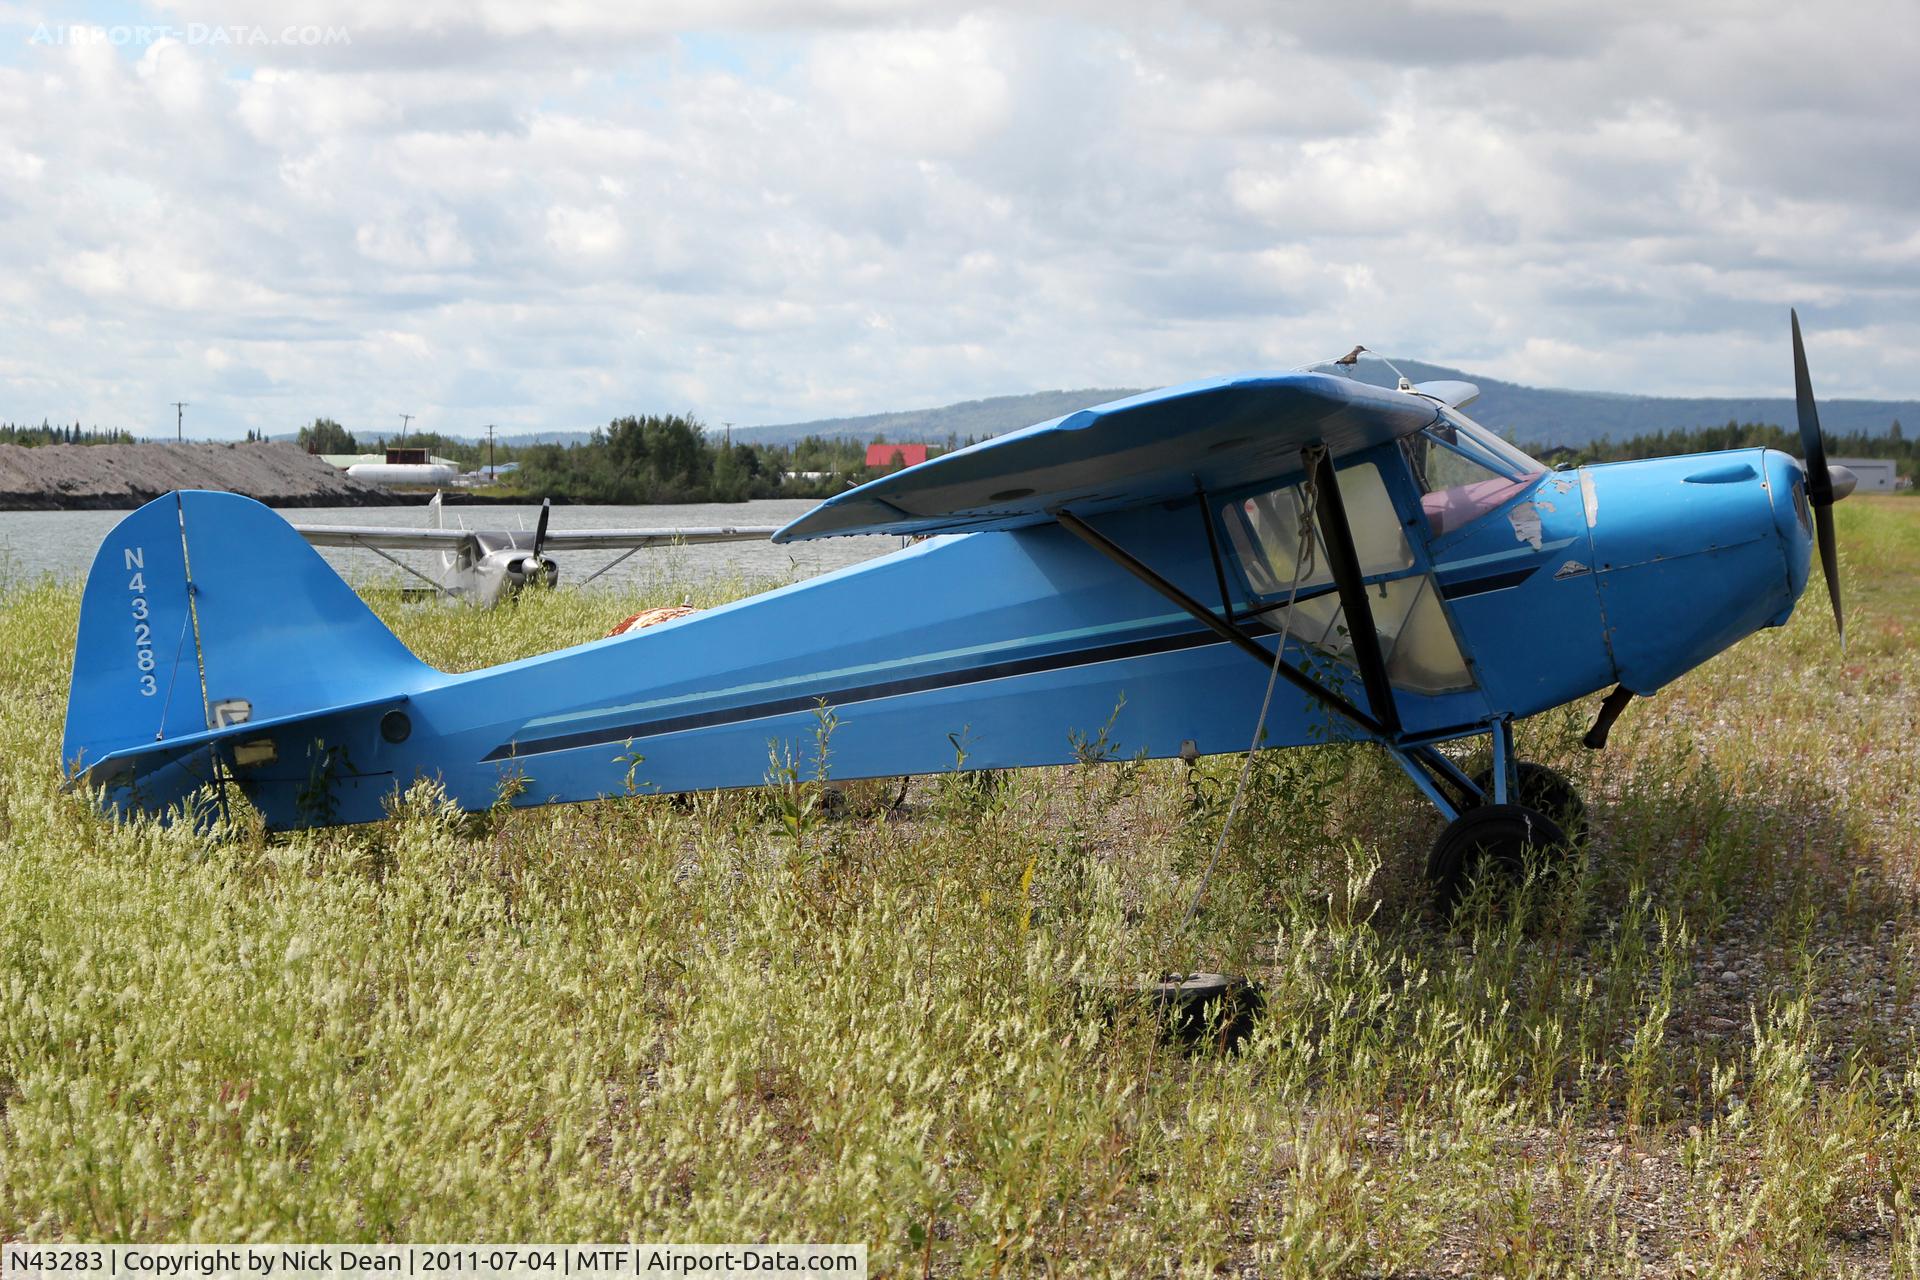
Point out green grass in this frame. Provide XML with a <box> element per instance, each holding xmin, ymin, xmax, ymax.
<box><xmin>1</xmin><ymin>501</ymin><xmax>1918</xmax><ymax>1274</ymax></box>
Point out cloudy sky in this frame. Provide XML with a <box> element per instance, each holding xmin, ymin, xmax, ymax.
<box><xmin>0</xmin><ymin>1</ymin><xmax>1912</xmax><ymax>440</ymax></box>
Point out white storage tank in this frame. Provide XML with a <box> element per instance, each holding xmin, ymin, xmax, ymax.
<box><xmin>346</xmin><ymin>462</ymin><xmax>460</xmax><ymax>487</ymax></box>
<box><xmin>345</xmin><ymin>447</ymin><xmax>459</xmax><ymax>488</ymax></box>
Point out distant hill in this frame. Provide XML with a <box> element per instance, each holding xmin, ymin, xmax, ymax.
<box><xmin>492</xmin><ymin>431</ymin><xmax>599</xmax><ymax>448</ymax></box>
<box><xmin>1337</xmin><ymin>360</ymin><xmax>1916</xmax><ymax>449</ymax></box>
<box><xmin>739</xmin><ymin>364</ymin><xmax>1917</xmax><ymax>451</ymax></box>
<box><xmin>268</xmin><ymin>429</ymin><xmax>599</xmax><ymax>449</ymax></box>
<box><xmin>268</xmin><ymin>365</ymin><xmax>1917</xmax><ymax>454</ymax></box>
<box><xmin>727</xmin><ymin>388</ymin><xmax>1146</xmax><ymax>448</ymax></box>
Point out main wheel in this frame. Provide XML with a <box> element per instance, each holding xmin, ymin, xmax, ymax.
<box><xmin>1470</xmin><ymin>761</ymin><xmax>1588</xmax><ymax>844</ymax></box>
<box><xmin>1427</xmin><ymin>803</ymin><xmax>1570</xmax><ymax>914</ymax></box>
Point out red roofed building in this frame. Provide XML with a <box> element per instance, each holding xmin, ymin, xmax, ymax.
<box><xmin>865</xmin><ymin>442</ymin><xmax>929</xmax><ymax>470</ymax></box>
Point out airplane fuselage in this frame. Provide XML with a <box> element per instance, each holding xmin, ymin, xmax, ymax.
<box><xmin>202</xmin><ymin>442</ymin><xmax>1812</xmax><ymax>829</ymax></box>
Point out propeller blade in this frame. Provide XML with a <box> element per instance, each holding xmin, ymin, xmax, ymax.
<box><xmin>1791</xmin><ymin>309</ymin><xmax>1843</xmax><ymax>646</ymax></box>
<box><xmin>1815</xmin><ymin>503</ymin><xmax>1844</xmax><ymax>651</ymax></box>
<box><xmin>533</xmin><ymin>498</ymin><xmax>552</xmax><ymax>558</ymax></box>
<box><xmin>1790</xmin><ymin>308</ymin><xmax>1832</xmax><ymax>505</ymax></box>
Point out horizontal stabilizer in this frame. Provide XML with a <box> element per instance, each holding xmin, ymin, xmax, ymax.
<box><xmin>773</xmin><ymin>371</ymin><xmax>1437</xmax><ymax>542</ymax></box>
<box><xmin>75</xmin><ymin>690</ymin><xmax>408</xmax><ymax>795</ymax></box>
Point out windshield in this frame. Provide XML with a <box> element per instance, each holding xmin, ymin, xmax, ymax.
<box><xmin>1403</xmin><ymin>409</ymin><xmax>1546</xmax><ymax>537</ymax></box>
<box><xmin>1441</xmin><ymin>408</ymin><xmax>1548</xmax><ymax>476</ymax></box>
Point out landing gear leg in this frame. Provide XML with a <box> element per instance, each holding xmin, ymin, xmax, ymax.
<box><xmin>1469</xmin><ymin>760</ymin><xmax>1589</xmax><ymax>846</ymax></box>
<box><xmin>1488</xmin><ymin>716</ymin><xmax>1516</xmax><ymax>804</ymax></box>
<box><xmin>1397</xmin><ymin>719</ymin><xmax>1589</xmax><ymax>914</ymax></box>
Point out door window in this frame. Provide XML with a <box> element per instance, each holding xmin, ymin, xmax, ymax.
<box><xmin>1220</xmin><ymin>461</ymin><xmax>1474</xmax><ymax>694</ymax></box>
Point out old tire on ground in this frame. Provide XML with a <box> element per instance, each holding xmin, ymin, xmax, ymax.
<box><xmin>1076</xmin><ymin>972</ymin><xmax>1263</xmax><ymax>1053</ymax></box>
<box><xmin>1107</xmin><ymin>973</ymin><xmax>1263</xmax><ymax>1053</ymax></box>
<box><xmin>1427</xmin><ymin>803</ymin><xmax>1571</xmax><ymax>915</ymax></box>
<box><xmin>1154</xmin><ymin>972</ymin><xmax>1262</xmax><ymax>1052</ymax></box>
<box><xmin>1470</xmin><ymin>761</ymin><xmax>1588</xmax><ymax>845</ymax></box>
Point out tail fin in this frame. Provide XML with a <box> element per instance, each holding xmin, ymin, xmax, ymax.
<box><xmin>63</xmin><ymin>491</ymin><xmax>431</xmax><ymax>818</ymax></box>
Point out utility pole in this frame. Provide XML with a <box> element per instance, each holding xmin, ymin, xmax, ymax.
<box><xmin>171</xmin><ymin>401</ymin><xmax>188</xmax><ymax>443</ymax></box>
<box><xmin>723</xmin><ymin>421</ymin><xmax>733</xmax><ymax>449</ymax></box>
<box><xmin>399</xmin><ymin>413</ymin><xmax>414</xmax><ymax>444</ymax></box>
<box><xmin>485</xmin><ymin>424</ymin><xmax>496</xmax><ymax>478</ymax></box>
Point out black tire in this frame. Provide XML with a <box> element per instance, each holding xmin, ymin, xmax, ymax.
<box><xmin>1470</xmin><ymin>761</ymin><xmax>1588</xmax><ymax>845</ymax></box>
<box><xmin>1148</xmin><ymin>973</ymin><xmax>1262</xmax><ymax>1052</ymax></box>
<box><xmin>1427</xmin><ymin>803</ymin><xmax>1570</xmax><ymax>914</ymax></box>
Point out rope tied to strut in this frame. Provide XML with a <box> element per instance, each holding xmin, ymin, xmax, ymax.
<box><xmin>1178</xmin><ymin>448</ymin><xmax>1325</xmax><ymax>930</ymax></box>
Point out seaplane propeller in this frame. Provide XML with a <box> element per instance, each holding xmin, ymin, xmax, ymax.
<box><xmin>1790</xmin><ymin>309</ymin><xmax>1856</xmax><ymax>647</ymax></box>
<box><xmin>507</xmin><ymin>498</ymin><xmax>559</xmax><ymax>590</ymax></box>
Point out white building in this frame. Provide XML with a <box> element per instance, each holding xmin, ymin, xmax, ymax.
<box><xmin>1832</xmin><ymin>458</ymin><xmax>1898</xmax><ymax>492</ymax></box>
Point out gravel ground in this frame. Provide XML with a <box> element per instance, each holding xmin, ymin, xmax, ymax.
<box><xmin>0</xmin><ymin>441</ymin><xmax>402</xmax><ymax>509</ymax></box>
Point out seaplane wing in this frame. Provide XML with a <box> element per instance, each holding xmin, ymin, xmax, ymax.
<box><xmin>773</xmin><ymin>371</ymin><xmax>1440</xmax><ymax>543</ymax></box>
<box><xmin>293</xmin><ymin>524</ymin><xmax>775</xmax><ymax>553</ymax></box>
<box><xmin>293</xmin><ymin>524</ymin><xmax>474</xmax><ymax>551</ymax></box>
<box><xmin>533</xmin><ymin>526</ymin><xmax>776</xmax><ymax>551</ymax></box>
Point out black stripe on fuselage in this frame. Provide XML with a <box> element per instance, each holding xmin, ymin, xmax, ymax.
<box><xmin>483</xmin><ymin>623</ymin><xmax>1248</xmax><ymax>761</ymax></box>
<box><xmin>486</xmin><ymin>562</ymin><xmax>1533</xmax><ymax>762</ymax></box>
<box><xmin>1438</xmin><ymin>566</ymin><xmax>1538</xmax><ymax>599</ymax></box>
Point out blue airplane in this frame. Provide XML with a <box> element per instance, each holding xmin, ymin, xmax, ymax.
<box><xmin>60</xmin><ymin>315</ymin><xmax>1854</xmax><ymax>906</ymax></box>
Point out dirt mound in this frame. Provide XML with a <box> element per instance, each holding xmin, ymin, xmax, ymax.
<box><xmin>0</xmin><ymin>442</ymin><xmax>405</xmax><ymax>510</ymax></box>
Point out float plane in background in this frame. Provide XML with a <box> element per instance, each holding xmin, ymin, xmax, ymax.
<box><xmin>63</xmin><ymin>314</ymin><xmax>1855</xmax><ymax>907</ymax></box>
<box><xmin>293</xmin><ymin>495</ymin><xmax>778</xmax><ymax>607</ymax></box>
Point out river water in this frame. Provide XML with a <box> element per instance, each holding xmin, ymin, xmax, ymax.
<box><xmin>0</xmin><ymin>499</ymin><xmax>899</xmax><ymax>594</ymax></box>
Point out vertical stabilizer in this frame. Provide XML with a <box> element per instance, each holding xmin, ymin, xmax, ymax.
<box><xmin>63</xmin><ymin>491</ymin><xmax>434</xmax><ymax>819</ymax></box>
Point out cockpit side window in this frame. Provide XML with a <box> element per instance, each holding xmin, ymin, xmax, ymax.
<box><xmin>1221</xmin><ymin>461</ymin><xmax>1411</xmax><ymax>597</ymax></box>
<box><xmin>1219</xmin><ymin>461</ymin><xmax>1475</xmax><ymax>694</ymax></box>
<box><xmin>1402</xmin><ymin>412</ymin><xmax>1546</xmax><ymax>538</ymax></box>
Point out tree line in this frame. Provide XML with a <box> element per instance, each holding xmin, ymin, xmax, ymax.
<box><xmin>1560</xmin><ymin>418</ymin><xmax>1914</xmax><ymax>483</ymax></box>
<box><xmin>295</xmin><ymin>413</ymin><xmax>949</xmax><ymax>501</ymax></box>
<box><xmin>511</xmin><ymin>416</ymin><xmax>947</xmax><ymax>502</ymax></box>
<box><xmin>0</xmin><ymin>421</ymin><xmax>138</xmax><ymax>446</ymax></box>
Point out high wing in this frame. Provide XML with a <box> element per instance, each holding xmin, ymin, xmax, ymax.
<box><xmin>773</xmin><ymin>371</ymin><xmax>1440</xmax><ymax>543</ymax></box>
<box><xmin>534</xmin><ymin>526</ymin><xmax>776</xmax><ymax>551</ymax></box>
<box><xmin>294</xmin><ymin>525</ymin><xmax>476</xmax><ymax>551</ymax></box>
<box><xmin>294</xmin><ymin>524</ymin><xmax>776</xmax><ymax>552</ymax></box>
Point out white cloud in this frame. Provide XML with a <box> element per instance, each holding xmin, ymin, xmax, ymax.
<box><xmin>809</xmin><ymin>17</ymin><xmax>1012</xmax><ymax>156</ymax></box>
<box><xmin>357</xmin><ymin>209</ymin><xmax>476</xmax><ymax>268</ymax></box>
<box><xmin>544</xmin><ymin>203</ymin><xmax>626</xmax><ymax>258</ymax></box>
<box><xmin>0</xmin><ymin>0</ymin><xmax>1913</xmax><ymax>440</ymax></box>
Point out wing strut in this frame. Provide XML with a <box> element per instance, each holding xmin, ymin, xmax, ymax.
<box><xmin>1306</xmin><ymin>447</ymin><xmax>1403</xmax><ymax>736</ymax></box>
<box><xmin>1051</xmin><ymin>507</ymin><xmax>1387</xmax><ymax>740</ymax></box>
<box><xmin>576</xmin><ymin>545</ymin><xmax>643</xmax><ymax>588</ymax></box>
<box><xmin>355</xmin><ymin>539</ymin><xmax>460</xmax><ymax>600</ymax></box>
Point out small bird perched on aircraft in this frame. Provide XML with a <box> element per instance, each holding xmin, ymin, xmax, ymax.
<box><xmin>61</xmin><ymin>315</ymin><xmax>1855</xmax><ymax>907</ymax></box>
<box><xmin>292</xmin><ymin>494</ymin><xmax>778</xmax><ymax>608</ymax></box>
